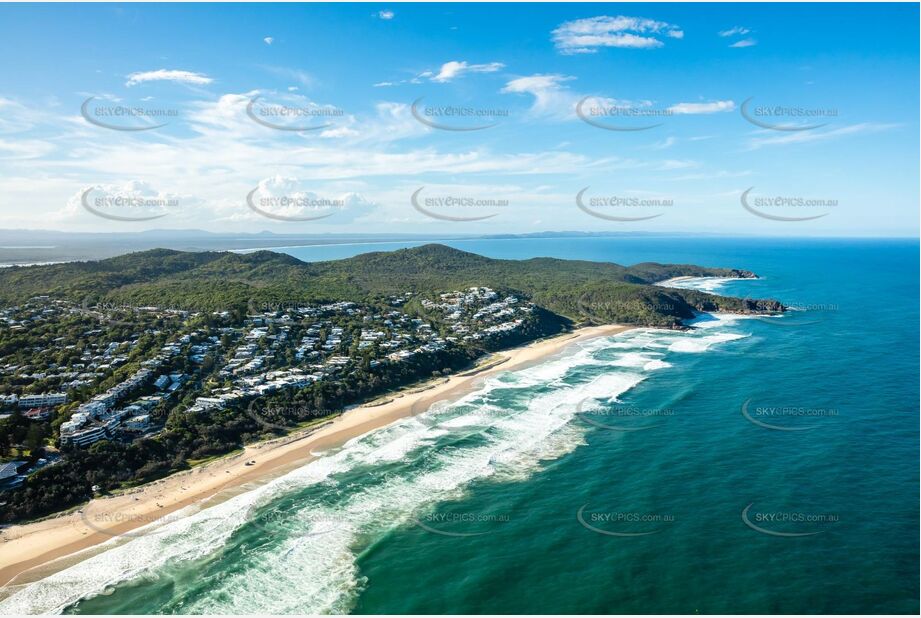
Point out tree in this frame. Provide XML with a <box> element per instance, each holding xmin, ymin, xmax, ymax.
<box><xmin>24</xmin><ymin>424</ymin><xmax>45</xmax><ymax>455</ymax></box>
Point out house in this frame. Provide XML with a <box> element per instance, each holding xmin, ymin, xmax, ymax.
<box><xmin>124</xmin><ymin>414</ymin><xmax>151</xmax><ymax>431</ymax></box>
<box><xmin>23</xmin><ymin>408</ymin><xmax>53</xmax><ymax>421</ymax></box>
<box><xmin>61</xmin><ymin>425</ymin><xmax>108</xmax><ymax>448</ymax></box>
<box><xmin>0</xmin><ymin>460</ymin><xmax>26</xmax><ymax>490</ymax></box>
<box><xmin>18</xmin><ymin>392</ymin><xmax>67</xmax><ymax>408</ymax></box>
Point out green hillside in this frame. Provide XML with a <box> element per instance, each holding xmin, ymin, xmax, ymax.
<box><xmin>0</xmin><ymin>244</ymin><xmax>781</xmax><ymax>328</ymax></box>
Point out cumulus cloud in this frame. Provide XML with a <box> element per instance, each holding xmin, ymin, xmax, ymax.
<box><xmin>377</xmin><ymin>10</ymin><xmax>394</xmax><ymax>20</ymax></box>
<box><xmin>501</xmin><ymin>74</ymin><xmax>577</xmax><ymax>118</ymax></box>
<box><xmin>1</xmin><ymin>84</ymin><xmax>698</xmax><ymax>231</ymax></box>
<box><xmin>667</xmin><ymin>100</ymin><xmax>735</xmax><ymax>114</ymax></box>
<box><xmin>125</xmin><ymin>69</ymin><xmax>213</xmax><ymax>87</ymax></box>
<box><xmin>60</xmin><ymin>180</ymin><xmax>190</xmax><ymax>222</ymax></box>
<box><xmin>552</xmin><ymin>16</ymin><xmax>684</xmax><ymax>54</ymax></box>
<box><xmin>244</xmin><ymin>175</ymin><xmax>375</xmax><ymax>224</ymax></box>
<box><xmin>432</xmin><ymin>60</ymin><xmax>505</xmax><ymax>83</ymax></box>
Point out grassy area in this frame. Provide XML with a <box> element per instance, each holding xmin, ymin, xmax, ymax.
<box><xmin>187</xmin><ymin>448</ymin><xmax>244</xmax><ymax>468</ymax></box>
<box><xmin>294</xmin><ymin>415</ymin><xmax>339</xmax><ymax>430</ymax></box>
<box><xmin>0</xmin><ymin>448</ymin><xmax>30</xmax><ymax>461</ymax></box>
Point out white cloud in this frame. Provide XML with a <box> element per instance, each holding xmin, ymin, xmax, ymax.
<box><xmin>125</xmin><ymin>69</ymin><xmax>213</xmax><ymax>87</ymax></box>
<box><xmin>319</xmin><ymin>126</ymin><xmax>361</xmax><ymax>139</ymax></box>
<box><xmin>260</xmin><ymin>65</ymin><xmax>313</xmax><ymax>87</ymax></box>
<box><xmin>552</xmin><ymin>16</ymin><xmax>684</xmax><ymax>54</ymax></box>
<box><xmin>718</xmin><ymin>26</ymin><xmax>750</xmax><ymax>37</ymax></box>
<box><xmin>376</xmin><ymin>60</ymin><xmax>504</xmax><ymax>87</ymax></box>
<box><xmin>0</xmin><ymin>138</ymin><xmax>55</xmax><ymax>159</ymax></box>
<box><xmin>0</xmin><ymin>97</ymin><xmax>41</xmax><ymax>133</ymax></box>
<box><xmin>60</xmin><ymin>180</ymin><xmax>191</xmax><ymax>223</ymax></box>
<box><xmin>263</xmin><ymin>36</ymin><xmax>274</xmax><ymax>45</ymax></box>
<box><xmin>502</xmin><ymin>74</ymin><xmax>574</xmax><ymax>94</ymax></box>
<box><xmin>729</xmin><ymin>38</ymin><xmax>757</xmax><ymax>48</ymax></box>
<box><xmin>649</xmin><ymin>136</ymin><xmax>676</xmax><ymax>150</ymax></box>
<box><xmin>746</xmin><ymin>123</ymin><xmax>899</xmax><ymax>150</ymax></box>
<box><xmin>664</xmin><ymin>169</ymin><xmax>752</xmax><ymax>182</ymax></box>
<box><xmin>432</xmin><ymin>60</ymin><xmax>505</xmax><ymax>83</ymax></box>
<box><xmin>13</xmin><ymin>84</ymin><xmax>867</xmax><ymax>233</ymax></box>
<box><xmin>501</xmin><ymin>74</ymin><xmax>577</xmax><ymax>118</ymax></box>
<box><xmin>377</xmin><ymin>10</ymin><xmax>394</xmax><ymax>20</ymax></box>
<box><xmin>657</xmin><ymin>159</ymin><xmax>698</xmax><ymax>170</ymax></box>
<box><xmin>244</xmin><ymin>175</ymin><xmax>374</xmax><ymax>224</ymax></box>
<box><xmin>668</xmin><ymin>100</ymin><xmax>735</xmax><ymax>114</ymax></box>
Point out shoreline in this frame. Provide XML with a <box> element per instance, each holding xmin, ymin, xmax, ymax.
<box><xmin>0</xmin><ymin>323</ymin><xmax>632</xmax><ymax>592</ymax></box>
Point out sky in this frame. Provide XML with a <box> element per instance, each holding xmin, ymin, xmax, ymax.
<box><xmin>0</xmin><ymin>2</ymin><xmax>917</xmax><ymax>237</ymax></box>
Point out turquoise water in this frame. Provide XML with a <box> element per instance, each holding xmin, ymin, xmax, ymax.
<box><xmin>1</xmin><ymin>238</ymin><xmax>916</xmax><ymax>614</ymax></box>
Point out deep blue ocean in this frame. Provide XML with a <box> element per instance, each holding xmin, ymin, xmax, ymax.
<box><xmin>2</xmin><ymin>237</ymin><xmax>917</xmax><ymax>614</ymax></box>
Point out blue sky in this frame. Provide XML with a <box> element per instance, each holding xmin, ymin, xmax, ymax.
<box><xmin>0</xmin><ymin>2</ymin><xmax>917</xmax><ymax>236</ymax></box>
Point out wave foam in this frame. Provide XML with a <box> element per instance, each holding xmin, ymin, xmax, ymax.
<box><xmin>0</xmin><ymin>317</ymin><xmax>750</xmax><ymax>615</ymax></box>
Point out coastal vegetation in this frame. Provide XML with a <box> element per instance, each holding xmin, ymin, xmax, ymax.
<box><xmin>0</xmin><ymin>244</ymin><xmax>777</xmax><ymax>327</ymax></box>
<box><xmin>0</xmin><ymin>245</ymin><xmax>783</xmax><ymax>523</ymax></box>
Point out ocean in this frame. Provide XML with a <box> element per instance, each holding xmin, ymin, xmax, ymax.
<box><xmin>1</xmin><ymin>237</ymin><xmax>917</xmax><ymax>614</ymax></box>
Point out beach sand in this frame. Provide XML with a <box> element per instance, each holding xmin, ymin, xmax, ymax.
<box><xmin>0</xmin><ymin>324</ymin><xmax>631</xmax><ymax>591</ymax></box>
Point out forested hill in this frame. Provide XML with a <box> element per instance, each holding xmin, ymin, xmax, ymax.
<box><xmin>0</xmin><ymin>244</ymin><xmax>780</xmax><ymax>327</ymax></box>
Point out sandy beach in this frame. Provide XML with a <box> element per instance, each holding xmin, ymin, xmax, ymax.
<box><xmin>0</xmin><ymin>324</ymin><xmax>630</xmax><ymax>591</ymax></box>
